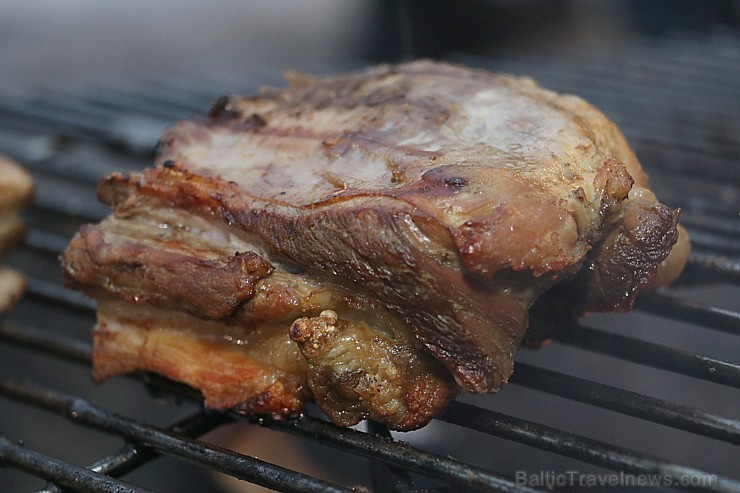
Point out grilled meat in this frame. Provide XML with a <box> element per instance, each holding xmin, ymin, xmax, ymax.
<box><xmin>0</xmin><ymin>156</ymin><xmax>34</xmax><ymax>314</ymax></box>
<box><xmin>0</xmin><ymin>268</ymin><xmax>26</xmax><ymax>314</ymax></box>
<box><xmin>61</xmin><ymin>61</ymin><xmax>688</xmax><ymax>430</ymax></box>
<box><xmin>0</xmin><ymin>156</ymin><xmax>34</xmax><ymax>256</ymax></box>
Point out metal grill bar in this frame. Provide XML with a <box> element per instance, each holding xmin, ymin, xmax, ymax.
<box><xmin>0</xmin><ymin>376</ymin><xmax>355</xmax><ymax>493</ymax></box>
<box><xmin>478</xmin><ymin>51</ymin><xmax>740</xmax><ymax>125</ymax></box>
<box><xmin>686</xmin><ymin>230</ymin><xmax>740</xmax><ymax>256</ymax></box>
<box><xmin>16</xmin><ymin>156</ymin><xmax>114</xmax><ymax>191</ymax></box>
<box><xmin>94</xmin><ymin>83</ymin><xmax>215</xmax><ymax>113</ymax></box>
<box><xmin>452</xmin><ymin>55</ymin><xmax>740</xmax><ymax>182</ymax></box>
<box><xmin>27</xmin><ymin>55</ymin><xmax>740</xmax><ymax>154</ymax></box>
<box><xmin>0</xmin><ymin>324</ymin><xmax>534</xmax><ymax>492</ymax></box>
<box><xmin>0</xmin><ymin>323</ymin><xmax>90</xmax><ymax>364</ymax></box>
<box><xmin>24</xmin><ymin>231</ymin><xmax>79</xmax><ymax>260</ymax></box>
<box><xmin>3</xmin><ymin>70</ymin><xmax>739</xmax><ymax>278</ymax></box>
<box><xmin>3</xmin><ymin>52</ymin><xmax>739</xmax><ymax>187</ymax></box>
<box><xmin>11</xmin><ymin>263</ymin><xmax>740</xmax><ymax>440</ymax></box>
<box><xmin>6</xmin><ymin>290</ymin><xmax>739</xmax><ymax>451</ymax></box>
<box><xmin>684</xmin><ymin>253</ymin><xmax>740</xmax><ymax>284</ymax></box>
<box><xmin>441</xmin><ymin>403</ymin><xmax>738</xmax><ymax>493</ymax></box>
<box><xmin>0</xmin><ymin>99</ymin><xmax>114</xmax><ymax>144</ymax></box>
<box><xmin>11</xmin><ymin>276</ymin><xmax>740</xmax><ymax>445</ymax></box>
<box><xmin>37</xmin><ymin>412</ymin><xmax>227</xmax><ymax>493</ymax></box>
<box><xmin>24</xmin><ymin>278</ymin><xmax>97</xmax><ymax>313</ymax></box>
<box><xmin>509</xmin><ymin>364</ymin><xmax>740</xmax><ymax>444</ymax></box>
<box><xmin>680</xmin><ymin>214</ymin><xmax>740</xmax><ymax>238</ymax></box>
<box><xmin>1</xmin><ymin>30</ymin><xmax>738</xmax><ymax>493</ymax></box>
<box><xmin>0</xmin><ymin>110</ymin><xmax>164</xmax><ymax>158</ymax></box>
<box><xmin>526</xmin><ymin>37</ymin><xmax>740</xmax><ymax>93</ymax></box>
<box><xmin>29</xmin><ymin>196</ymin><xmax>105</xmax><ymax>225</ymax></box>
<box><xmin>366</xmin><ymin>421</ymin><xmax>416</xmax><ymax>493</ymax></box>
<box><xmin>0</xmin><ymin>438</ymin><xmax>153</xmax><ymax>493</ymax></box>
<box><xmin>262</xmin><ymin>414</ymin><xmax>538</xmax><ymax>493</ymax></box>
<box><xmin>8</xmin><ymin>204</ymin><xmax>739</xmax><ymax>493</ymax></box>
<box><xmin>636</xmin><ymin>292</ymin><xmax>740</xmax><ymax>336</ymax></box>
<box><xmin>46</xmin><ymin>91</ymin><xmax>191</xmax><ymax>122</ymax></box>
<box><xmin>21</xmin><ymin>272</ymin><xmax>740</xmax><ymax>394</ymax></box>
<box><xmin>557</xmin><ymin>326</ymin><xmax>740</xmax><ymax>388</ymax></box>
<box><xmin>3</xmin><ymin>318</ymin><xmax>739</xmax><ymax>492</ymax></box>
<box><xmin>666</xmin><ymin>188</ymin><xmax>739</xmax><ymax>213</ymax></box>
<box><xmin>0</xmin><ymin>126</ymin><xmax>145</xmax><ymax>184</ymax></box>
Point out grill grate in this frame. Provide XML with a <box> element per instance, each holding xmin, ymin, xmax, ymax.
<box><xmin>0</xmin><ymin>31</ymin><xmax>739</xmax><ymax>492</ymax></box>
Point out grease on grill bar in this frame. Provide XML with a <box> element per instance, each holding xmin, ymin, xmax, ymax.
<box><xmin>0</xmin><ymin>31</ymin><xmax>739</xmax><ymax>493</ymax></box>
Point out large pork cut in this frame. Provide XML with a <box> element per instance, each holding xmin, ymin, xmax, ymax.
<box><xmin>61</xmin><ymin>61</ymin><xmax>689</xmax><ymax>430</ymax></box>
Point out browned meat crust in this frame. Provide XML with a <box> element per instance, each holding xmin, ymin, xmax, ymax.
<box><xmin>92</xmin><ymin>296</ymin><xmax>310</xmax><ymax>414</ymax></box>
<box><xmin>290</xmin><ymin>310</ymin><xmax>456</xmax><ymax>429</ymax></box>
<box><xmin>64</xmin><ymin>224</ymin><xmax>272</xmax><ymax>319</ymax></box>
<box><xmin>61</xmin><ymin>61</ymin><xmax>687</xmax><ymax>430</ymax></box>
<box><xmin>64</xmin><ymin>190</ymin><xmax>458</xmax><ymax>429</ymax></box>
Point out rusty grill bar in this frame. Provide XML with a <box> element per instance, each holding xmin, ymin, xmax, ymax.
<box><xmin>0</xmin><ymin>30</ymin><xmax>739</xmax><ymax>493</ymax></box>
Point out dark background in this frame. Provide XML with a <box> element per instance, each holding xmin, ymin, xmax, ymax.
<box><xmin>1</xmin><ymin>1</ymin><xmax>739</xmax><ymax>88</ymax></box>
<box><xmin>1</xmin><ymin>1</ymin><xmax>738</xmax><ymax>492</ymax></box>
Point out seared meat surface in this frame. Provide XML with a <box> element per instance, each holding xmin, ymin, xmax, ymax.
<box><xmin>61</xmin><ymin>61</ymin><xmax>687</xmax><ymax>430</ymax></box>
<box><xmin>63</xmin><ymin>191</ymin><xmax>457</xmax><ymax>428</ymax></box>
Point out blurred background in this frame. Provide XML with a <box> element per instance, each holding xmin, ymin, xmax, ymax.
<box><xmin>1</xmin><ymin>0</ymin><xmax>739</xmax><ymax>87</ymax></box>
<box><xmin>0</xmin><ymin>1</ymin><xmax>739</xmax><ymax>492</ymax></box>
